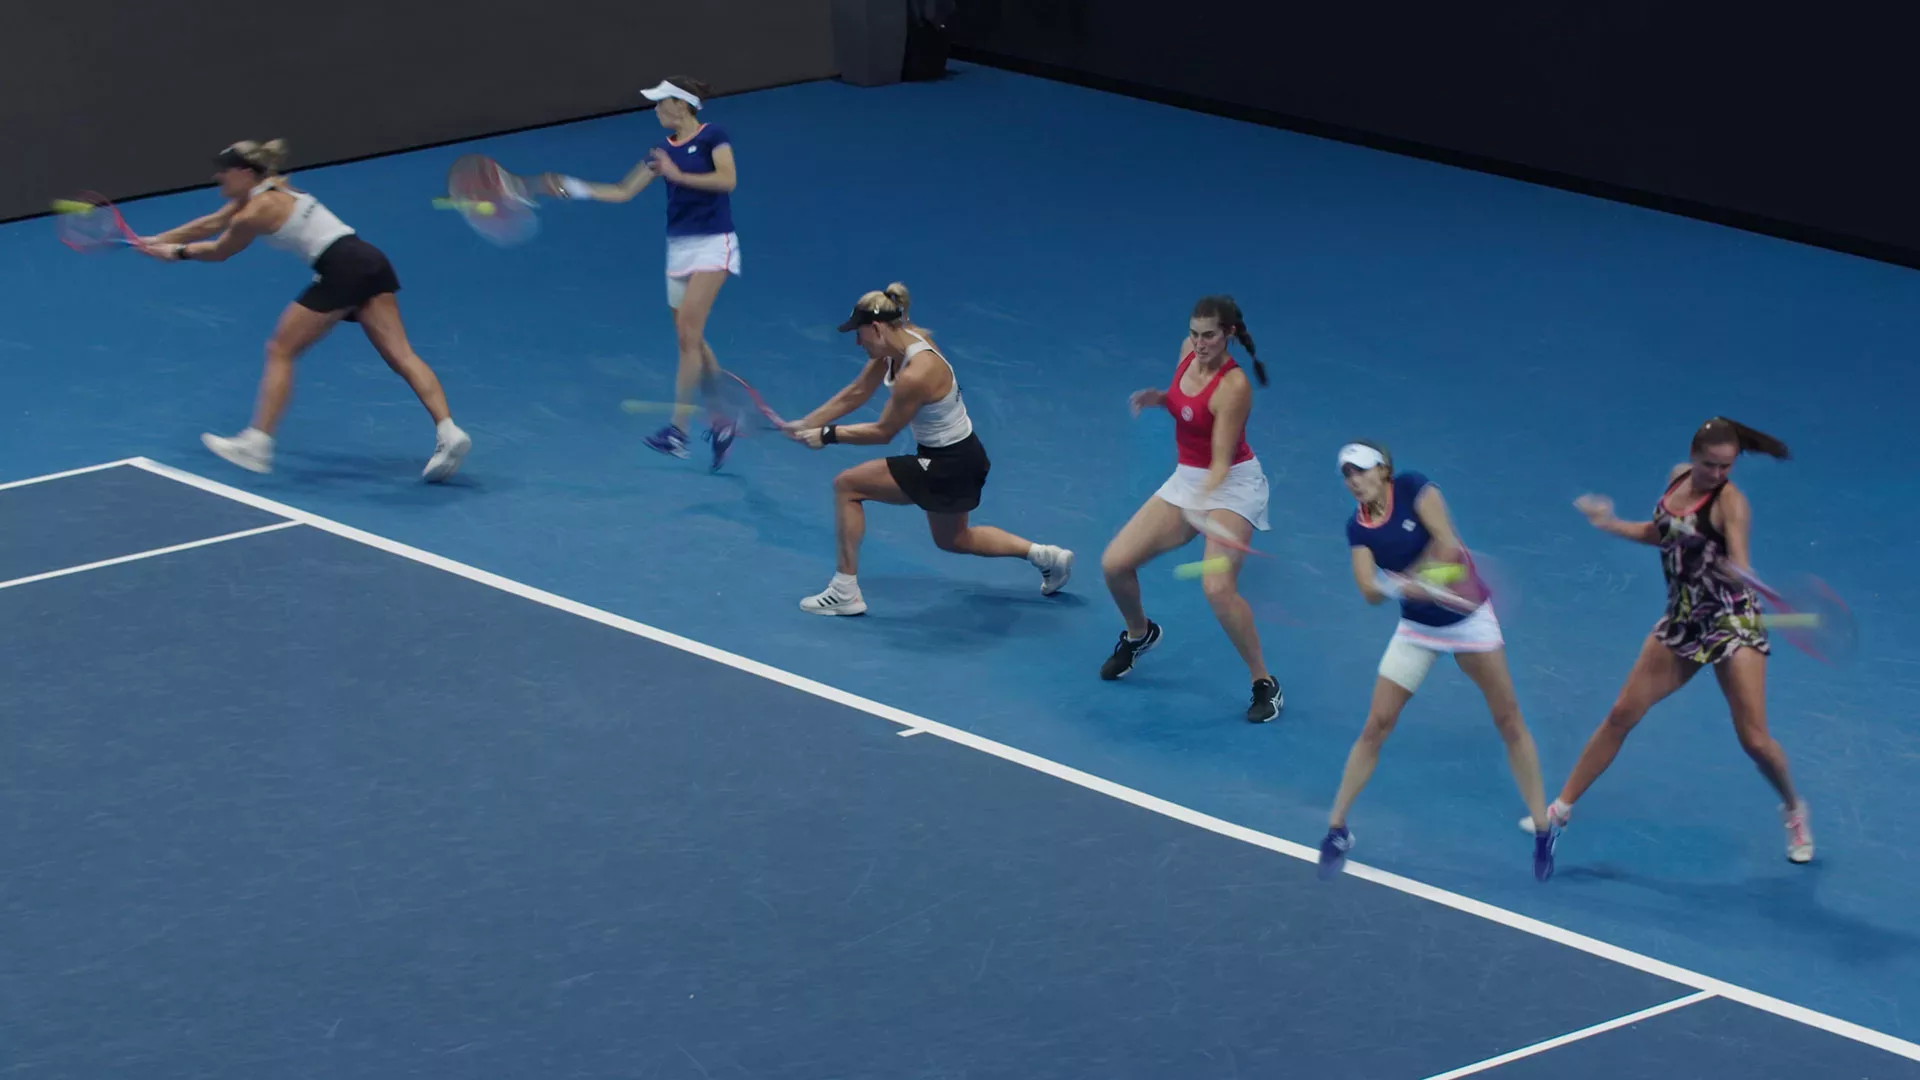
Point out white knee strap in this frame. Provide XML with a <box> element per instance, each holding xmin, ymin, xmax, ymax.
<box><xmin>1379</xmin><ymin>636</ymin><xmax>1439</xmax><ymax>693</ymax></box>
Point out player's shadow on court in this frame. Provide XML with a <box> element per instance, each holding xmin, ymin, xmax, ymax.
<box><xmin>263</xmin><ymin>450</ymin><xmax>503</xmax><ymax>499</ymax></box>
<box><xmin>1555</xmin><ymin>862</ymin><xmax>1920</xmax><ymax>965</ymax></box>
<box><xmin>853</xmin><ymin>574</ymin><xmax>1090</xmax><ymax>652</ymax></box>
<box><xmin>679</xmin><ymin>476</ymin><xmax>824</xmax><ymax>558</ymax></box>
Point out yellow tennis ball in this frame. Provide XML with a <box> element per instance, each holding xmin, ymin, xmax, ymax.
<box><xmin>1173</xmin><ymin>556</ymin><xmax>1232</xmax><ymax>580</ymax></box>
<box><xmin>475</xmin><ymin>201</ymin><xmax>495</xmax><ymax>216</ymax></box>
<box><xmin>1418</xmin><ymin>563</ymin><xmax>1466</xmax><ymax>585</ymax></box>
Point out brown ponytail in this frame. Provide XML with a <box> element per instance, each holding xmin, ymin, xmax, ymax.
<box><xmin>1691</xmin><ymin>416</ymin><xmax>1790</xmax><ymax>459</ymax></box>
<box><xmin>1191</xmin><ymin>294</ymin><xmax>1268</xmax><ymax>386</ymax></box>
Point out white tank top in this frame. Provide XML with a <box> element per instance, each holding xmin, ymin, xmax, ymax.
<box><xmin>883</xmin><ymin>329</ymin><xmax>973</xmax><ymax>448</ymax></box>
<box><xmin>250</xmin><ymin>180</ymin><xmax>355</xmax><ymax>264</ymax></box>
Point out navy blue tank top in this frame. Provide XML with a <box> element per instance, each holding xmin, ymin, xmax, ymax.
<box><xmin>658</xmin><ymin>123</ymin><xmax>734</xmax><ymax>237</ymax></box>
<box><xmin>1347</xmin><ymin>471</ymin><xmax>1467</xmax><ymax>628</ymax></box>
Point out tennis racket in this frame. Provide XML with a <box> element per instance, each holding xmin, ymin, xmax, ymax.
<box><xmin>1376</xmin><ymin>547</ymin><xmax>1511</xmax><ymax>616</ymax></box>
<box><xmin>1179</xmin><ymin>507</ymin><xmax>1271</xmax><ymax>558</ymax></box>
<box><xmin>620</xmin><ymin>369</ymin><xmax>788</xmax><ymax>434</ymax></box>
<box><xmin>438</xmin><ymin>155</ymin><xmax>550</xmax><ymax>247</ymax></box>
<box><xmin>52</xmin><ymin>193</ymin><xmax>143</xmax><ymax>253</ymax></box>
<box><xmin>1724</xmin><ymin>565</ymin><xmax>1859</xmax><ymax>665</ymax></box>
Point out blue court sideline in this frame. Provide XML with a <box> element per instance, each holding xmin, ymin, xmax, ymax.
<box><xmin>1</xmin><ymin>458</ymin><xmax>1915</xmax><ymax>1078</ymax></box>
<box><xmin>4</xmin><ymin>59</ymin><xmax>1920</xmax><ymax>1069</ymax></box>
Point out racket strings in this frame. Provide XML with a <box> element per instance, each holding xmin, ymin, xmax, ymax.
<box><xmin>445</xmin><ymin>155</ymin><xmax>539</xmax><ymax>246</ymax></box>
<box><xmin>55</xmin><ymin>196</ymin><xmax>123</xmax><ymax>252</ymax></box>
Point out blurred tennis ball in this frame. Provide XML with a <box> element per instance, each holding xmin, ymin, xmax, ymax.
<box><xmin>1174</xmin><ymin>556</ymin><xmax>1232</xmax><ymax>580</ymax></box>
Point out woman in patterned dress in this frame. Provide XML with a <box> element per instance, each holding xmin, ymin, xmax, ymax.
<box><xmin>1523</xmin><ymin>417</ymin><xmax>1813</xmax><ymax>863</ymax></box>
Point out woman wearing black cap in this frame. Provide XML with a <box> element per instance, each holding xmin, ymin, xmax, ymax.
<box><xmin>140</xmin><ymin>139</ymin><xmax>471</xmax><ymax>482</ymax></box>
<box><xmin>782</xmin><ymin>283</ymin><xmax>1074</xmax><ymax>615</ymax></box>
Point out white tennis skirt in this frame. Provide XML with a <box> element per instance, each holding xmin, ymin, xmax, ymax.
<box><xmin>1392</xmin><ymin>603</ymin><xmax>1505</xmax><ymax>653</ymax></box>
<box><xmin>1154</xmin><ymin>458</ymin><xmax>1270</xmax><ymax>532</ymax></box>
<box><xmin>1378</xmin><ymin>603</ymin><xmax>1505</xmax><ymax>692</ymax></box>
<box><xmin>665</xmin><ymin>232</ymin><xmax>741</xmax><ymax>306</ymax></box>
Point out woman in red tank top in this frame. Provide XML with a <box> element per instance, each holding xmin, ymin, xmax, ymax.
<box><xmin>1097</xmin><ymin>295</ymin><xmax>1282</xmax><ymax>724</ymax></box>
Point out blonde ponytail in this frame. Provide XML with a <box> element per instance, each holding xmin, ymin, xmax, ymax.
<box><xmin>229</xmin><ymin>138</ymin><xmax>290</xmax><ymax>174</ymax></box>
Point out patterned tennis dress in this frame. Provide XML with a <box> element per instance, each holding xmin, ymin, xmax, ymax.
<box><xmin>1652</xmin><ymin>470</ymin><xmax>1769</xmax><ymax>664</ymax></box>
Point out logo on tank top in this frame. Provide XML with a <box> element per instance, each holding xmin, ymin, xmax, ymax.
<box><xmin>1180</xmin><ymin>406</ymin><xmax>1194</xmax><ymax>421</ymax></box>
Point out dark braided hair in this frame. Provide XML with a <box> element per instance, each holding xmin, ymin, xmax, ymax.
<box><xmin>1191</xmin><ymin>295</ymin><xmax>1267</xmax><ymax>386</ymax></box>
<box><xmin>1691</xmin><ymin>416</ymin><xmax>1790</xmax><ymax>459</ymax></box>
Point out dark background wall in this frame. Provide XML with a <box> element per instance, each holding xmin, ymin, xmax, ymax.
<box><xmin>0</xmin><ymin>0</ymin><xmax>834</xmax><ymax>222</ymax></box>
<box><xmin>950</xmin><ymin>0</ymin><xmax>1920</xmax><ymax>268</ymax></box>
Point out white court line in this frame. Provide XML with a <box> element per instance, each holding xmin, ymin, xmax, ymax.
<box><xmin>898</xmin><ymin>728</ymin><xmax>928</xmax><ymax>737</ymax></box>
<box><xmin>69</xmin><ymin>456</ymin><xmax>1920</xmax><ymax>1065</ymax></box>
<box><xmin>0</xmin><ymin>458</ymin><xmax>141</xmax><ymax>493</ymax></box>
<box><xmin>1420</xmin><ymin>990</ymin><xmax>1717</xmax><ymax>1079</ymax></box>
<box><xmin>0</xmin><ymin>520</ymin><xmax>301</xmax><ymax>592</ymax></box>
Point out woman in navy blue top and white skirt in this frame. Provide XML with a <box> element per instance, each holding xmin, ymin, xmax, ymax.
<box><xmin>1318</xmin><ymin>441</ymin><xmax>1558</xmax><ymax>883</ymax></box>
<box><xmin>547</xmin><ymin>76</ymin><xmax>743</xmax><ymax>470</ymax></box>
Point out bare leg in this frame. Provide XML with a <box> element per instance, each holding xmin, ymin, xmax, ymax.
<box><xmin>797</xmin><ymin>459</ymin><xmax>914</xmax><ymax>615</ymax></box>
<box><xmin>926</xmin><ymin>512</ymin><xmax>1035</xmax><ymax>558</ymax></box>
<box><xmin>354</xmin><ymin>293</ymin><xmax>452</xmax><ymax>423</ymax></box>
<box><xmin>1455</xmin><ymin>648</ymin><xmax>1549</xmax><ymax>829</ymax></box>
<box><xmin>251</xmin><ymin>303</ymin><xmax>347</xmax><ymax>435</ymax></box>
<box><xmin>356</xmin><ymin>293</ymin><xmax>470</xmax><ymax>480</ymax></box>
<box><xmin>1099</xmin><ymin>497</ymin><xmax>1197</xmax><ymax>637</ymax></box>
<box><xmin>1328</xmin><ymin>676</ymin><xmax>1416</xmax><ymax>827</ymax></box>
<box><xmin>668</xmin><ymin>272</ymin><xmax>728</xmax><ymax>434</ymax></box>
<box><xmin>828</xmin><ymin>459</ymin><xmax>914</xmax><ymax>575</ymax></box>
<box><xmin>1716</xmin><ymin>646</ymin><xmax>1799</xmax><ymax>806</ymax></box>
<box><xmin>1555</xmin><ymin>635</ymin><xmax>1698</xmax><ymax>807</ymax></box>
<box><xmin>1197</xmin><ymin>508</ymin><xmax>1270</xmax><ymax>683</ymax></box>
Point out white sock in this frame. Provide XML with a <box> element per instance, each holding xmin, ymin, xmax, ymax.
<box><xmin>831</xmin><ymin>572</ymin><xmax>859</xmax><ymax>593</ymax></box>
<box><xmin>238</xmin><ymin>427</ymin><xmax>273</xmax><ymax>449</ymax></box>
<box><xmin>435</xmin><ymin>417</ymin><xmax>460</xmax><ymax>438</ymax></box>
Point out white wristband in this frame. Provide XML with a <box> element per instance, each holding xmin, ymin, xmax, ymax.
<box><xmin>1373</xmin><ymin>570</ymin><xmax>1405</xmax><ymax>599</ymax></box>
<box><xmin>558</xmin><ymin>176</ymin><xmax>592</xmax><ymax>200</ymax></box>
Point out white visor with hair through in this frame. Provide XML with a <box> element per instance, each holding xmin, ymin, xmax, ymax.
<box><xmin>1338</xmin><ymin>443</ymin><xmax>1386</xmax><ymax>474</ymax></box>
<box><xmin>640</xmin><ymin>80</ymin><xmax>701</xmax><ymax>109</ymax></box>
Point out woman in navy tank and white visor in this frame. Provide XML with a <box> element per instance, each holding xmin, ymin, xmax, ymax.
<box><xmin>783</xmin><ymin>284</ymin><xmax>1074</xmax><ymax>615</ymax></box>
<box><xmin>545</xmin><ymin>76</ymin><xmax>743</xmax><ymax>470</ymax></box>
<box><xmin>1322</xmin><ymin>440</ymin><xmax>1557</xmax><ymax>883</ymax></box>
<box><xmin>141</xmin><ymin>140</ymin><xmax>471</xmax><ymax>481</ymax></box>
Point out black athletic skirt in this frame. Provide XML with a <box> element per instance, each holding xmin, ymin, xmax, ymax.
<box><xmin>296</xmin><ymin>235</ymin><xmax>400</xmax><ymax>321</ymax></box>
<box><xmin>886</xmin><ymin>432</ymin><xmax>991</xmax><ymax>514</ymax></box>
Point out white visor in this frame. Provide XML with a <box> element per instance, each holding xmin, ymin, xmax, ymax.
<box><xmin>640</xmin><ymin>80</ymin><xmax>701</xmax><ymax>110</ymax></box>
<box><xmin>1338</xmin><ymin>443</ymin><xmax>1385</xmax><ymax>473</ymax></box>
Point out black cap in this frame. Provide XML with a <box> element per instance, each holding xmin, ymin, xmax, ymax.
<box><xmin>214</xmin><ymin>146</ymin><xmax>261</xmax><ymax>173</ymax></box>
<box><xmin>837</xmin><ymin>301</ymin><xmax>902</xmax><ymax>333</ymax></box>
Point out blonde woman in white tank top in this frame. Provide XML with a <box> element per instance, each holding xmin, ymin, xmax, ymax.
<box><xmin>139</xmin><ymin>140</ymin><xmax>471</xmax><ymax>482</ymax></box>
<box><xmin>783</xmin><ymin>284</ymin><xmax>1074</xmax><ymax>616</ymax></box>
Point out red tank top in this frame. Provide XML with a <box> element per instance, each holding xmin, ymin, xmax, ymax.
<box><xmin>1165</xmin><ymin>351</ymin><xmax>1254</xmax><ymax>468</ymax></box>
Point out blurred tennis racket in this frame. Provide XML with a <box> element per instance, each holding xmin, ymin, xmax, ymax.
<box><xmin>437</xmin><ymin>155</ymin><xmax>550</xmax><ymax>247</ymax></box>
<box><xmin>1724</xmin><ymin>565</ymin><xmax>1859</xmax><ymax>665</ymax></box>
<box><xmin>1377</xmin><ymin>547</ymin><xmax>1516</xmax><ymax>617</ymax></box>
<box><xmin>621</xmin><ymin>369</ymin><xmax>788</xmax><ymax>434</ymax></box>
<box><xmin>52</xmin><ymin>193</ymin><xmax>142</xmax><ymax>253</ymax></box>
<box><xmin>1178</xmin><ymin>507</ymin><xmax>1272</xmax><ymax>558</ymax></box>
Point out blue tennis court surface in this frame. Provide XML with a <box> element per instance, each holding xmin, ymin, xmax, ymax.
<box><xmin>0</xmin><ymin>458</ymin><xmax>1913</xmax><ymax>1077</ymax></box>
<box><xmin>6</xmin><ymin>59</ymin><xmax>1920</xmax><ymax>1074</ymax></box>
